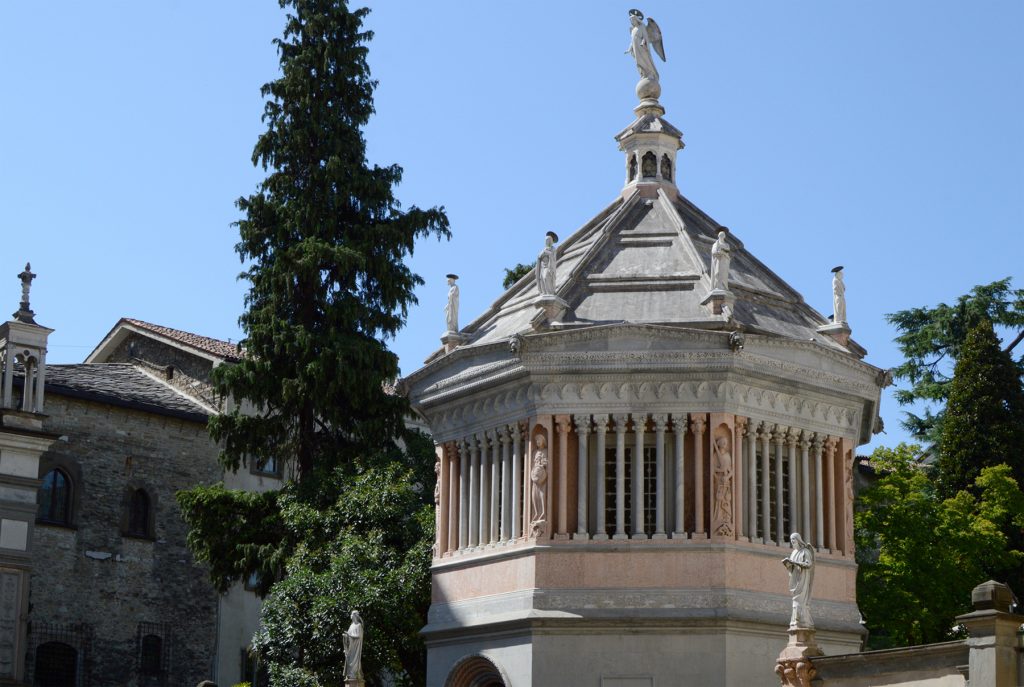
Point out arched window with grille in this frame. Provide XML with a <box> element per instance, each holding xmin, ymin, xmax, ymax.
<box><xmin>126</xmin><ymin>489</ymin><xmax>151</xmax><ymax>538</ymax></box>
<box><xmin>38</xmin><ymin>469</ymin><xmax>72</xmax><ymax>525</ymax></box>
<box><xmin>34</xmin><ymin>641</ymin><xmax>77</xmax><ymax>687</ymax></box>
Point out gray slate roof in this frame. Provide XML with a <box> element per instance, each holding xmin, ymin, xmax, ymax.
<box><xmin>436</xmin><ymin>187</ymin><xmax>863</xmax><ymax>361</ymax></box>
<box><xmin>43</xmin><ymin>364</ymin><xmax>210</xmax><ymax>422</ymax></box>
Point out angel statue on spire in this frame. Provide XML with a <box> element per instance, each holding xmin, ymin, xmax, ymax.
<box><xmin>626</xmin><ymin>9</ymin><xmax>665</xmax><ymax>82</ymax></box>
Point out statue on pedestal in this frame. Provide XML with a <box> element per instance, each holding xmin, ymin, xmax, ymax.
<box><xmin>710</xmin><ymin>230</ymin><xmax>732</xmax><ymax>293</ymax></box>
<box><xmin>343</xmin><ymin>610</ymin><xmax>364</xmax><ymax>683</ymax></box>
<box><xmin>444</xmin><ymin>274</ymin><xmax>459</xmax><ymax>333</ymax></box>
<box><xmin>831</xmin><ymin>266</ymin><xmax>846</xmax><ymax>325</ymax></box>
<box><xmin>782</xmin><ymin>532</ymin><xmax>815</xmax><ymax>628</ymax></box>
<box><xmin>536</xmin><ymin>232</ymin><xmax>558</xmax><ymax>296</ymax></box>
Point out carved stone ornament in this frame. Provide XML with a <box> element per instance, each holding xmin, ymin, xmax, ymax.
<box><xmin>728</xmin><ymin>330</ymin><xmax>744</xmax><ymax>352</ymax></box>
<box><xmin>774</xmin><ymin>658</ymin><xmax>816</xmax><ymax>687</ymax></box>
<box><xmin>711</xmin><ymin>435</ymin><xmax>733</xmax><ymax>534</ymax></box>
<box><xmin>509</xmin><ymin>333</ymin><xmax>524</xmax><ymax>357</ymax></box>
<box><xmin>530</xmin><ymin>434</ymin><xmax>549</xmax><ymax>537</ymax></box>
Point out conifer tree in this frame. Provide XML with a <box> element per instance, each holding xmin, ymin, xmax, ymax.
<box><xmin>178</xmin><ymin>1</ymin><xmax>448</xmax><ymax>683</ymax></box>
<box><xmin>936</xmin><ymin>318</ymin><xmax>1024</xmax><ymax>499</ymax></box>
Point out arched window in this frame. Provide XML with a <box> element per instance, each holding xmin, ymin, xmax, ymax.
<box><xmin>628</xmin><ymin>154</ymin><xmax>638</xmax><ymax>182</ymax></box>
<box><xmin>140</xmin><ymin>634</ymin><xmax>162</xmax><ymax>675</ymax></box>
<box><xmin>641</xmin><ymin>151</ymin><xmax>657</xmax><ymax>178</ymax></box>
<box><xmin>34</xmin><ymin>641</ymin><xmax>77</xmax><ymax>687</ymax></box>
<box><xmin>127</xmin><ymin>489</ymin><xmax>150</xmax><ymax>538</ymax></box>
<box><xmin>38</xmin><ymin>469</ymin><xmax>72</xmax><ymax>525</ymax></box>
<box><xmin>660</xmin><ymin>154</ymin><xmax>673</xmax><ymax>182</ymax></box>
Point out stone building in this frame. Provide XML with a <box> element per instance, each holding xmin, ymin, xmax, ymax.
<box><xmin>0</xmin><ymin>288</ymin><xmax>278</xmax><ymax>686</ymax></box>
<box><xmin>402</xmin><ymin>23</ymin><xmax>887</xmax><ymax>687</ymax></box>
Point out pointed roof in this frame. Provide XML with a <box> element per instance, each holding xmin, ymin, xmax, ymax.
<box><xmin>86</xmin><ymin>317</ymin><xmax>242</xmax><ymax>364</ymax></box>
<box><xmin>428</xmin><ymin>187</ymin><xmax>864</xmax><ymax>363</ymax></box>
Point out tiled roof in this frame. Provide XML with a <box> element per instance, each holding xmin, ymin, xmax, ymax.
<box><xmin>43</xmin><ymin>364</ymin><xmax>211</xmax><ymax>422</ymax></box>
<box><xmin>122</xmin><ymin>318</ymin><xmax>243</xmax><ymax>362</ymax></box>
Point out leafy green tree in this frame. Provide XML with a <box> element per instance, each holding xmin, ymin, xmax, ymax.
<box><xmin>502</xmin><ymin>262</ymin><xmax>532</xmax><ymax>289</ymax></box>
<box><xmin>177</xmin><ymin>1</ymin><xmax>448</xmax><ymax>684</ymax></box>
<box><xmin>855</xmin><ymin>443</ymin><xmax>1024</xmax><ymax>648</ymax></box>
<box><xmin>936</xmin><ymin>319</ymin><xmax>1024</xmax><ymax>499</ymax></box>
<box><xmin>887</xmin><ymin>278</ymin><xmax>1024</xmax><ymax>441</ymax></box>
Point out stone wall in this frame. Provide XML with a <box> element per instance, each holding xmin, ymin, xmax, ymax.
<box><xmin>29</xmin><ymin>392</ymin><xmax>221</xmax><ymax>687</ymax></box>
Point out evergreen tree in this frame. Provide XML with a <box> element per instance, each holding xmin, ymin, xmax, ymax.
<box><xmin>502</xmin><ymin>262</ymin><xmax>532</xmax><ymax>289</ymax></box>
<box><xmin>887</xmin><ymin>278</ymin><xmax>1024</xmax><ymax>442</ymax></box>
<box><xmin>936</xmin><ymin>318</ymin><xmax>1024</xmax><ymax>499</ymax></box>
<box><xmin>178</xmin><ymin>1</ymin><xmax>448</xmax><ymax>684</ymax></box>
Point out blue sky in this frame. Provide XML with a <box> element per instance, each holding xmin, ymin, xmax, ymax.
<box><xmin>2</xmin><ymin>2</ymin><xmax>1021</xmax><ymax>453</ymax></box>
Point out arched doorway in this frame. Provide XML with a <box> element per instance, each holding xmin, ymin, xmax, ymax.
<box><xmin>445</xmin><ymin>655</ymin><xmax>508</xmax><ymax>687</ymax></box>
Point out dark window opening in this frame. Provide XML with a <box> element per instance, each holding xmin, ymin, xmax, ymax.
<box><xmin>38</xmin><ymin>469</ymin><xmax>72</xmax><ymax>525</ymax></box>
<box><xmin>641</xmin><ymin>151</ymin><xmax>657</xmax><ymax>178</ymax></box>
<box><xmin>140</xmin><ymin>635</ymin><xmax>162</xmax><ymax>675</ymax></box>
<box><xmin>127</xmin><ymin>489</ymin><xmax>150</xmax><ymax>538</ymax></box>
<box><xmin>660</xmin><ymin>154</ymin><xmax>672</xmax><ymax>182</ymax></box>
<box><xmin>34</xmin><ymin>641</ymin><xmax>77</xmax><ymax>687</ymax></box>
<box><xmin>628</xmin><ymin>154</ymin><xmax>638</xmax><ymax>182</ymax></box>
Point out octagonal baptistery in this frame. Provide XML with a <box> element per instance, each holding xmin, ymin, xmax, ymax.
<box><xmin>403</xmin><ymin>83</ymin><xmax>885</xmax><ymax>687</ymax></box>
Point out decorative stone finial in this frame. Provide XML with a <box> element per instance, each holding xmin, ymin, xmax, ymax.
<box><xmin>14</xmin><ymin>262</ymin><xmax>37</xmax><ymax>324</ymax></box>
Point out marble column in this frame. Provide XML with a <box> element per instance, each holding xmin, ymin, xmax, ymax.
<box><xmin>631</xmin><ymin>413</ymin><xmax>647</xmax><ymax>539</ymax></box>
<box><xmin>734</xmin><ymin>417</ymin><xmax>747</xmax><ymax>540</ymax></box>
<box><xmin>691</xmin><ymin>414</ymin><xmax>706</xmax><ymax>537</ymax></box>
<box><xmin>499</xmin><ymin>427</ymin><xmax>512</xmax><ymax>542</ymax></box>
<box><xmin>786</xmin><ymin>428</ymin><xmax>798</xmax><ymax>538</ymax></box>
<box><xmin>594</xmin><ymin>415</ymin><xmax>610</xmax><ymax>540</ymax></box>
<box><xmin>825</xmin><ymin>436</ymin><xmax>837</xmax><ymax>551</ymax></box>
<box><xmin>448</xmin><ymin>443</ymin><xmax>459</xmax><ymax>553</ymax></box>
<box><xmin>759</xmin><ymin>423</ymin><xmax>771</xmax><ymax>545</ymax></box>
<box><xmin>479</xmin><ymin>432</ymin><xmax>491</xmax><ymax>547</ymax></box>
<box><xmin>812</xmin><ymin>434</ymin><xmax>824</xmax><ymax>549</ymax></box>
<box><xmin>556</xmin><ymin>415</ymin><xmax>572</xmax><ymax>539</ymax></box>
<box><xmin>511</xmin><ymin>423</ymin><xmax>523</xmax><ymax>540</ymax></box>
<box><xmin>652</xmin><ymin>414</ymin><xmax>668</xmax><ymax>539</ymax></box>
<box><xmin>672</xmin><ymin>414</ymin><xmax>686</xmax><ymax>538</ymax></box>
<box><xmin>469</xmin><ymin>435</ymin><xmax>481</xmax><ymax>548</ymax></box>
<box><xmin>489</xmin><ymin>429</ymin><xmax>501</xmax><ymax>544</ymax></box>
<box><xmin>746</xmin><ymin>418</ymin><xmax>757</xmax><ymax>541</ymax></box>
<box><xmin>435</xmin><ymin>446</ymin><xmax>447</xmax><ymax>556</ymax></box>
<box><xmin>800</xmin><ymin>431</ymin><xmax>811</xmax><ymax>541</ymax></box>
<box><xmin>774</xmin><ymin>425</ymin><xmax>787</xmax><ymax>545</ymax></box>
<box><xmin>574</xmin><ymin>414</ymin><xmax>592</xmax><ymax>540</ymax></box>
<box><xmin>459</xmin><ymin>440</ymin><xmax>470</xmax><ymax>550</ymax></box>
<box><xmin>613</xmin><ymin>414</ymin><xmax>629</xmax><ymax>540</ymax></box>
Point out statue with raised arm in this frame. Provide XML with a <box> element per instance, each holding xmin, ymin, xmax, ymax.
<box><xmin>343</xmin><ymin>610</ymin><xmax>364</xmax><ymax>681</ymax></box>
<box><xmin>782</xmin><ymin>533</ymin><xmax>815</xmax><ymax>629</ymax></box>
<box><xmin>831</xmin><ymin>266</ymin><xmax>846</xmax><ymax>325</ymax></box>
<box><xmin>626</xmin><ymin>9</ymin><xmax>665</xmax><ymax>82</ymax></box>
<box><xmin>530</xmin><ymin>434</ymin><xmax>549</xmax><ymax>536</ymax></box>
<box><xmin>711</xmin><ymin>230</ymin><xmax>732</xmax><ymax>292</ymax></box>
<box><xmin>444</xmin><ymin>274</ymin><xmax>459</xmax><ymax>333</ymax></box>
<box><xmin>536</xmin><ymin>232</ymin><xmax>558</xmax><ymax>296</ymax></box>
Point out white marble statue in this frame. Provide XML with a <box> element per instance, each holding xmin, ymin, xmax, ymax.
<box><xmin>782</xmin><ymin>533</ymin><xmax>815</xmax><ymax>629</ymax></box>
<box><xmin>444</xmin><ymin>274</ymin><xmax>459</xmax><ymax>332</ymax></box>
<box><xmin>712</xmin><ymin>435</ymin><xmax>733</xmax><ymax>531</ymax></box>
<box><xmin>710</xmin><ymin>230</ymin><xmax>731</xmax><ymax>292</ymax></box>
<box><xmin>343</xmin><ymin>610</ymin><xmax>364</xmax><ymax>680</ymax></box>
<box><xmin>536</xmin><ymin>232</ymin><xmax>558</xmax><ymax>296</ymax></box>
<box><xmin>831</xmin><ymin>266</ymin><xmax>846</xmax><ymax>325</ymax></box>
<box><xmin>530</xmin><ymin>434</ymin><xmax>549</xmax><ymax>526</ymax></box>
<box><xmin>626</xmin><ymin>9</ymin><xmax>665</xmax><ymax>82</ymax></box>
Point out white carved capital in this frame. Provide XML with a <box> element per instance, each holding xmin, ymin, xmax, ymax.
<box><xmin>651</xmin><ymin>413</ymin><xmax>669</xmax><ymax>432</ymax></box>
<box><xmin>572</xmin><ymin>414</ymin><xmax>592</xmax><ymax>434</ymax></box>
<box><xmin>612</xmin><ymin>413</ymin><xmax>630</xmax><ymax>433</ymax></box>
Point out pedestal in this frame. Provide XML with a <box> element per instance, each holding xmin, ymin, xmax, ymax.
<box><xmin>816</xmin><ymin>322</ymin><xmax>851</xmax><ymax>346</ymax></box>
<box><xmin>344</xmin><ymin>678</ymin><xmax>365</xmax><ymax>687</ymax></box>
<box><xmin>774</xmin><ymin>627</ymin><xmax>823</xmax><ymax>687</ymax></box>
<box><xmin>530</xmin><ymin>295</ymin><xmax>569</xmax><ymax>331</ymax></box>
<box><xmin>440</xmin><ymin>331</ymin><xmax>465</xmax><ymax>354</ymax></box>
<box><xmin>701</xmin><ymin>289</ymin><xmax>735</xmax><ymax>316</ymax></box>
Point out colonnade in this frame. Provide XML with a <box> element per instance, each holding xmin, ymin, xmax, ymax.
<box><xmin>434</xmin><ymin>413</ymin><xmax>854</xmax><ymax>558</ymax></box>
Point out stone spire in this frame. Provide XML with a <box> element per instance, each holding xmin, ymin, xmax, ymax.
<box><xmin>617</xmin><ymin>10</ymin><xmax>683</xmax><ymax>194</ymax></box>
